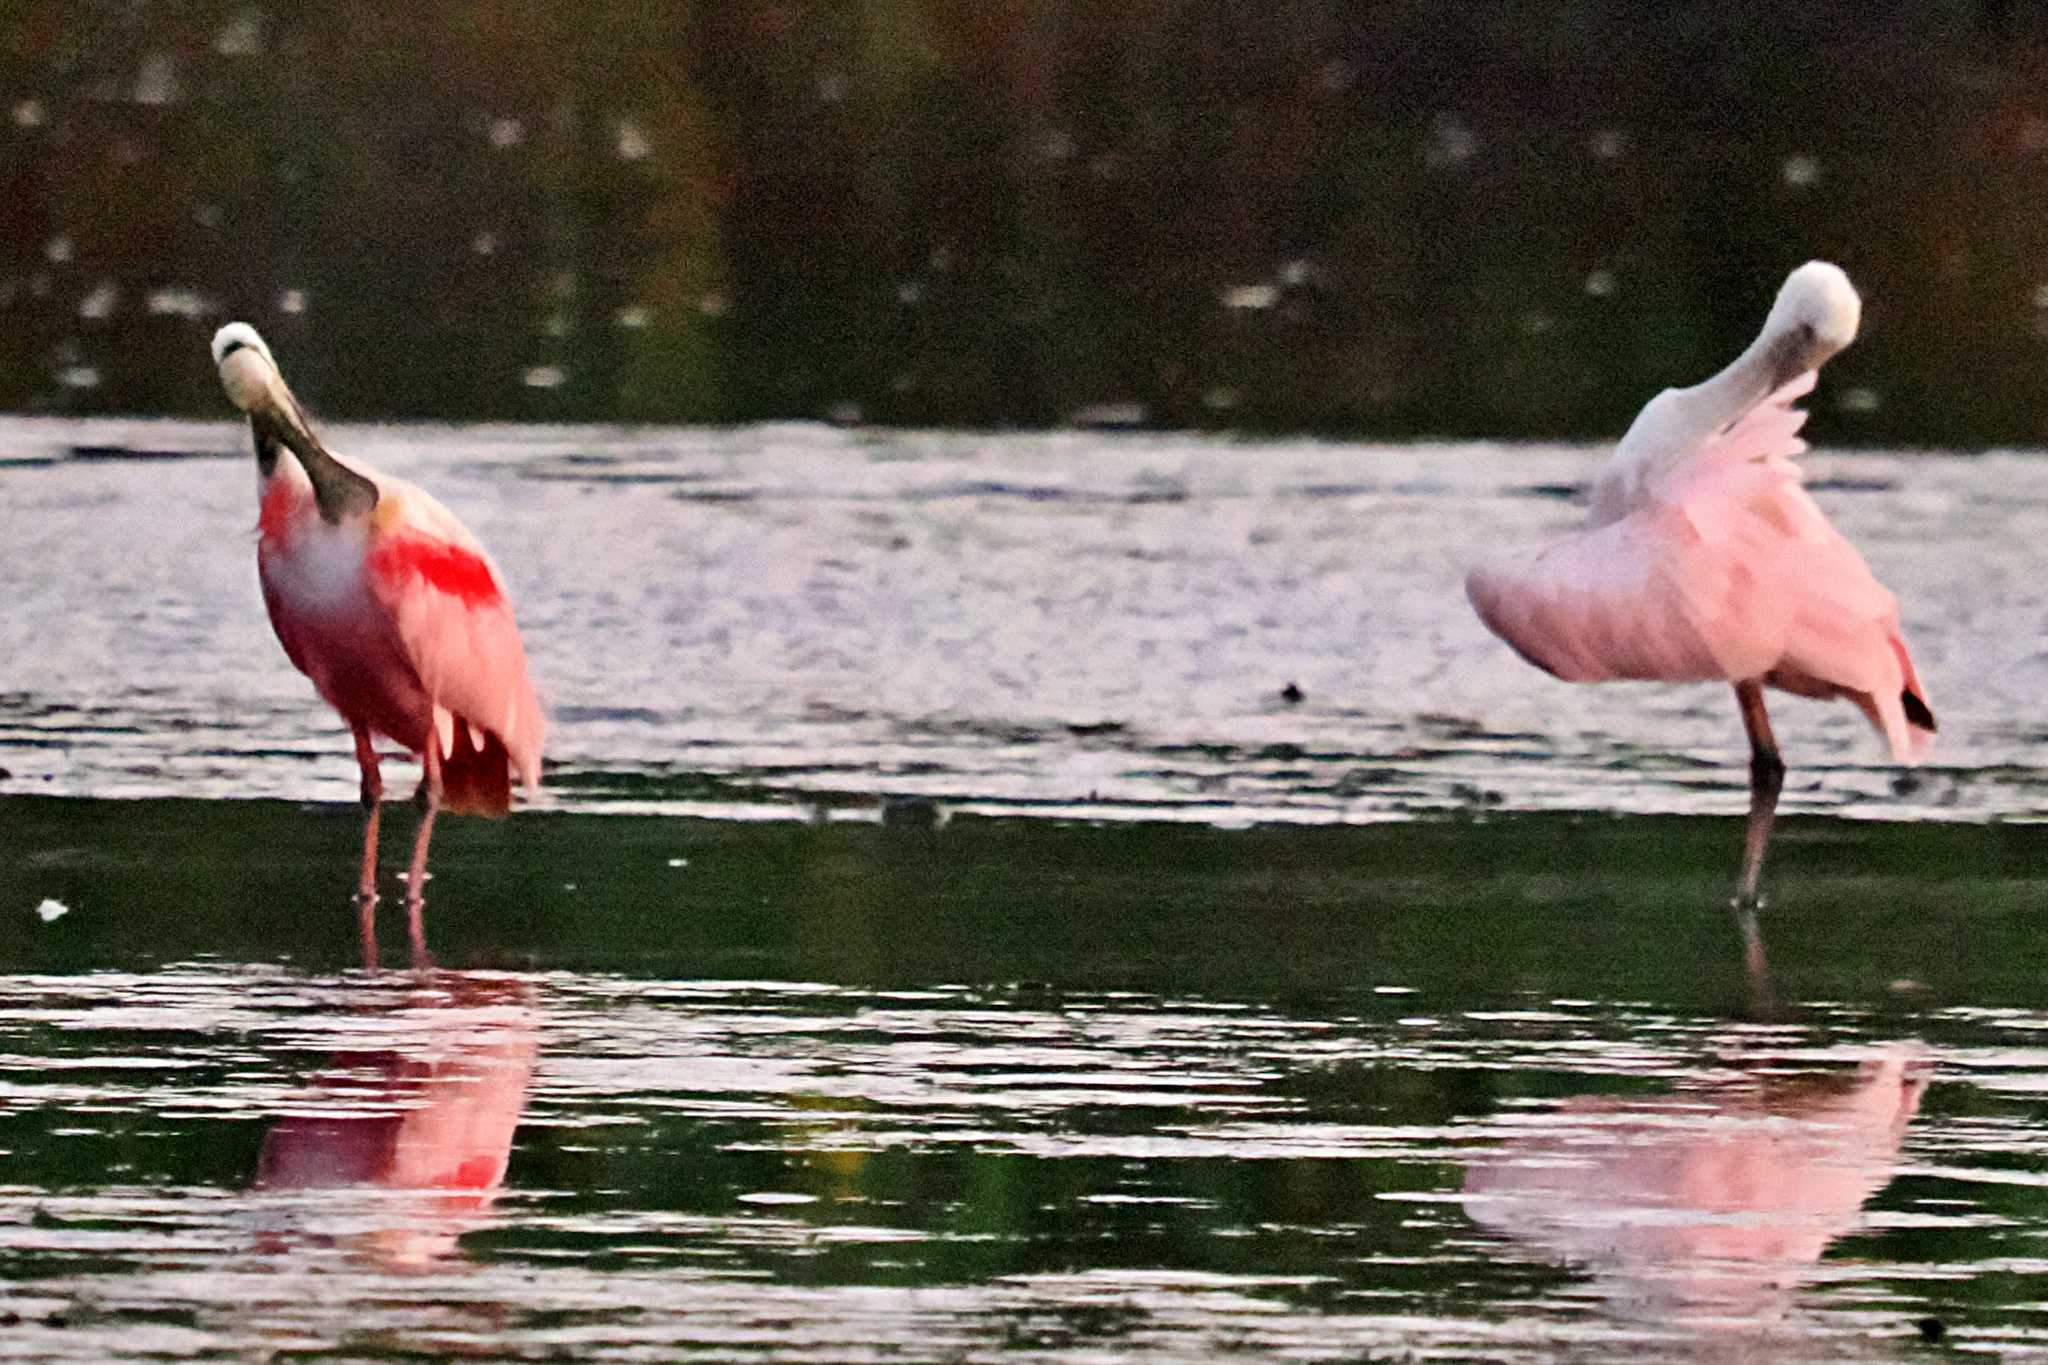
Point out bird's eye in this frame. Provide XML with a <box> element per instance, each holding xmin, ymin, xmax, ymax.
<box><xmin>218</xmin><ymin>338</ymin><xmax>249</xmax><ymax>363</ymax></box>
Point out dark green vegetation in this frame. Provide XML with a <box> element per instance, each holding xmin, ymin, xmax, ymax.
<box><xmin>6</xmin><ymin>794</ymin><xmax>2045</xmax><ymax>1005</ymax></box>
<box><xmin>8</xmin><ymin>2</ymin><xmax>2048</xmax><ymax>441</ymax></box>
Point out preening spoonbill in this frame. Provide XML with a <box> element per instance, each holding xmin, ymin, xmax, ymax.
<box><xmin>1466</xmin><ymin>263</ymin><xmax>1934</xmax><ymax>906</ymax></box>
<box><xmin>212</xmin><ymin>324</ymin><xmax>543</xmax><ymax>940</ymax></box>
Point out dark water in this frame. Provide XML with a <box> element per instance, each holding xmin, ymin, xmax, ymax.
<box><xmin>5</xmin><ymin>420</ymin><xmax>2048</xmax><ymax>1359</ymax></box>
<box><xmin>7</xmin><ymin>802</ymin><xmax>2048</xmax><ymax>1360</ymax></box>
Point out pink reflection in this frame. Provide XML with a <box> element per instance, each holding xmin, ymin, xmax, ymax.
<box><xmin>254</xmin><ymin>976</ymin><xmax>538</xmax><ymax>1267</ymax></box>
<box><xmin>1463</xmin><ymin>1047</ymin><xmax>1926</xmax><ymax>1325</ymax></box>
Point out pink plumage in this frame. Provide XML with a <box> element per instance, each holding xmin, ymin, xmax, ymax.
<box><xmin>1464</xmin><ymin>263</ymin><xmax>1933</xmax><ymax>904</ymax></box>
<box><xmin>214</xmin><ymin>322</ymin><xmax>543</xmax><ymax>924</ymax></box>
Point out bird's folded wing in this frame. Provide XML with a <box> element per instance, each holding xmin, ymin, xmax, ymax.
<box><xmin>366</xmin><ymin>519</ymin><xmax>544</xmax><ymax>787</ymax></box>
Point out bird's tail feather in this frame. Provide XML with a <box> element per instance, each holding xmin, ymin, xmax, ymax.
<box><xmin>440</xmin><ymin>718</ymin><xmax>514</xmax><ymax>817</ymax></box>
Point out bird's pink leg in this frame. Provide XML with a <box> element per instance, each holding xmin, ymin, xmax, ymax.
<box><xmin>352</xmin><ymin>727</ymin><xmax>383</xmax><ymax>970</ymax></box>
<box><xmin>353</xmin><ymin>727</ymin><xmax>383</xmax><ymax>900</ymax></box>
<box><xmin>1734</xmin><ymin>680</ymin><xmax>1786</xmax><ymax>911</ymax></box>
<box><xmin>406</xmin><ymin>735</ymin><xmax>443</xmax><ymax>969</ymax></box>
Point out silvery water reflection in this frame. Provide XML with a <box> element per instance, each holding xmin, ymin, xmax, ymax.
<box><xmin>1464</xmin><ymin>1047</ymin><xmax>1928</xmax><ymax>1330</ymax></box>
<box><xmin>251</xmin><ymin>975</ymin><xmax>537</xmax><ymax>1269</ymax></box>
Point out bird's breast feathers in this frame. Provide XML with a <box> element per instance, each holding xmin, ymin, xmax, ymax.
<box><xmin>257</xmin><ymin>476</ymin><xmax>374</xmax><ymax>616</ymax></box>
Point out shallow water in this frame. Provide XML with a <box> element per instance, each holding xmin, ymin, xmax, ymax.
<box><xmin>6</xmin><ymin>420</ymin><xmax>2048</xmax><ymax>1359</ymax></box>
<box><xmin>0</xmin><ymin>418</ymin><xmax>2032</xmax><ymax>823</ymax></box>
<box><xmin>6</xmin><ymin>804</ymin><xmax>2048</xmax><ymax>1360</ymax></box>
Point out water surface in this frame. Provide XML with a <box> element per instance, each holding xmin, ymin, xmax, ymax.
<box><xmin>0</xmin><ymin>418</ymin><xmax>2023</xmax><ymax>824</ymax></box>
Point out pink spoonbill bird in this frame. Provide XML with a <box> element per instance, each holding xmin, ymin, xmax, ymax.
<box><xmin>212</xmin><ymin>323</ymin><xmax>544</xmax><ymax>940</ymax></box>
<box><xmin>1466</xmin><ymin>263</ymin><xmax>1934</xmax><ymax>907</ymax></box>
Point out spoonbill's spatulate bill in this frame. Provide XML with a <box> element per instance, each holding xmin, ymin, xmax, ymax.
<box><xmin>211</xmin><ymin>324</ymin><xmax>544</xmax><ymax>947</ymax></box>
<box><xmin>1465</xmin><ymin>263</ymin><xmax>1934</xmax><ymax>906</ymax></box>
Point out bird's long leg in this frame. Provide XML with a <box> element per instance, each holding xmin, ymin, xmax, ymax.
<box><xmin>1734</xmin><ymin>680</ymin><xmax>1786</xmax><ymax>911</ymax></box>
<box><xmin>353</xmin><ymin>726</ymin><xmax>384</xmax><ymax>900</ymax></box>
<box><xmin>406</xmin><ymin>733</ymin><xmax>444</xmax><ymax>969</ymax></box>
<box><xmin>352</xmin><ymin>726</ymin><xmax>383</xmax><ymax>971</ymax></box>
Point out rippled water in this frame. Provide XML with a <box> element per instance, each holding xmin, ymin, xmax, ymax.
<box><xmin>0</xmin><ymin>417</ymin><xmax>2032</xmax><ymax>822</ymax></box>
<box><xmin>2</xmin><ymin>959</ymin><xmax>2046</xmax><ymax>1362</ymax></box>
<box><xmin>7</xmin><ymin>419</ymin><xmax>2048</xmax><ymax>1360</ymax></box>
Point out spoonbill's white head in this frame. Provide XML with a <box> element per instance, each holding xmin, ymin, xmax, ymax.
<box><xmin>1765</xmin><ymin>262</ymin><xmax>1861</xmax><ymax>375</ymax></box>
<box><xmin>211</xmin><ymin>322</ymin><xmax>283</xmax><ymax>414</ymax></box>
<box><xmin>209</xmin><ymin>322</ymin><xmax>378</xmax><ymax>519</ymax></box>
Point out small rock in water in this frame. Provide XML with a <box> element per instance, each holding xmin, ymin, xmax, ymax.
<box><xmin>881</xmin><ymin>796</ymin><xmax>949</xmax><ymax>831</ymax></box>
<box><xmin>1916</xmin><ymin>1317</ymin><xmax>1946</xmax><ymax>1342</ymax></box>
<box><xmin>34</xmin><ymin>898</ymin><xmax>68</xmax><ymax>923</ymax></box>
<box><xmin>1279</xmin><ymin>682</ymin><xmax>1304</xmax><ymax>704</ymax></box>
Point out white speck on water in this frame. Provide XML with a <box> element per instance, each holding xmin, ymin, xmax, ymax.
<box><xmin>45</xmin><ymin>235</ymin><xmax>71</xmax><ymax>264</ymax></box>
<box><xmin>489</xmin><ymin>117</ymin><xmax>524</xmax><ymax>149</ymax></box>
<box><xmin>616</xmin><ymin>120</ymin><xmax>651</xmax><ymax>161</ymax></box>
<box><xmin>615</xmin><ymin>304</ymin><xmax>651</xmax><ymax>329</ymax></box>
<box><xmin>523</xmin><ymin>364</ymin><xmax>565</xmax><ymax>389</ymax></box>
<box><xmin>278</xmin><ymin>288</ymin><xmax>307</xmax><ymax>314</ymax></box>
<box><xmin>13</xmin><ymin>98</ymin><xmax>44</xmax><ymax>129</ymax></box>
<box><xmin>57</xmin><ymin>365</ymin><xmax>100</xmax><ymax>390</ymax></box>
<box><xmin>1590</xmin><ymin>128</ymin><xmax>1627</xmax><ymax>159</ymax></box>
<box><xmin>472</xmin><ymin>230</ymin><xmax>498</xmax><ymax>257</ymax></box>
<box><xmin>1840</xmin><ymin>386</ymin><xmax>1882</xmax><ymax>414</ymax></box>
<box><xmin>1585</xmin><ymin>269</ymin><xmax>1617</xmax><ymax>298</ymax></box>
<box><xmin>667</xmin><ymin>858</ymin><xmax>688</xmax><ymax>868</ymax></box>
<box><xmin>1372</xmin><ymin>986</ymin><xmax>1417</xmax><ymax>996</ymax></box>
<box><xmin>739</xmin><ymin>1191</ymin><xmax>818</xmax><ymax>1206</ymax></box>
<box><xmin>34</xmin><ymin>898</ymin><xmax>68</xmax><ymax>923</ymax></box>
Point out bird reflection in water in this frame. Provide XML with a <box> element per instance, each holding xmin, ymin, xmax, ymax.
<box><xmin>252</xmin><ymin>975</ymin><xmax>538</xmax><ymax>1269</ymax></box>
<box><xmin>1463</xmin><ymin>1044</ymin><xmax>1927</xmax><ymax>1328</ymax></box>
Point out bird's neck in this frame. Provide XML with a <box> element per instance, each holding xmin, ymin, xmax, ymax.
<box><xmin>249</xmin><ymin>408</ymin><xmax>377</xmax><ymax>525</ymax></box>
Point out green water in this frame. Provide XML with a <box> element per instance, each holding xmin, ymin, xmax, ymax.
<box><xmin>5</xmin><ymin>799</ymin><xmax>2048</xmax><ymax>1360</ymax></box>
<box><xmin>8</xmin><ymin>796</ymin><xmax>2045</xmax><ymax>1000</ymax></box>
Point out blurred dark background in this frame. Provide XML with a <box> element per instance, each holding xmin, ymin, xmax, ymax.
<box><xmin>4</xmin><ymin>0</ymin><xmax>2047</xmax><ymax>442</ymax></box>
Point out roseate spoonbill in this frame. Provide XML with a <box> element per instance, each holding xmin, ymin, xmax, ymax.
<box><xmin>1466</xmin><ymin>263</ymin><xmax>1934</xmax><ymax>906</ymax></box>
<box><xmin>211</xmin><ymin>324</ymin><xmax>544</xmax><ymax>937</ymax></box>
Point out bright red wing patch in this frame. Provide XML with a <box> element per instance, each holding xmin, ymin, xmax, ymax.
<box><xmin>370</xmin><ymin>535</ymin><xmax>503</xmax><ymax>606</ymax></box>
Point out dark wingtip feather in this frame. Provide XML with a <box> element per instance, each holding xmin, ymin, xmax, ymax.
<box><xmin>1902</xmin><ymin>690</ymin><xmax>1936</xmax><ymax>732</ymax></box>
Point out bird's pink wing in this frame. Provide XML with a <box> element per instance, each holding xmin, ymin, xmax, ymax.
<box><xmin>1467</xmin><ymin>495</ymin><xmax>1795</xmax><ymax>685</ymax></box>
<box><xmin>1471</xmin><ymin>372</ymin><xmax>1933</xmax><ymax>761</ymax></box>
<box><xmin>365</xmin><ymin>498</ymin><xmax>544</xmax><ymax>788</ymax></box>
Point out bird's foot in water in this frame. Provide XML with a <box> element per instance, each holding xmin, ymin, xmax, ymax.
<box><xmin>1730</xmin><ymin>890</ymin><xmax>1767</xmax><ymax>914</ymax></box>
